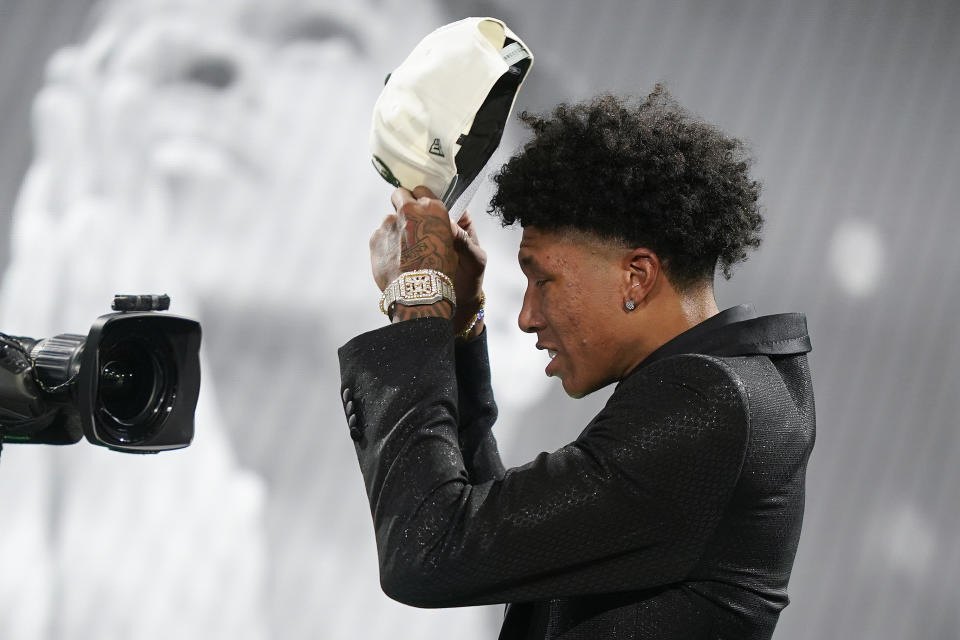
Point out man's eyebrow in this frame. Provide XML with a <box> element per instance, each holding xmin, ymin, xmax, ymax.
<box><xmin>518</xmin><ymin>254</ymin><xmax>538</xmax><ymax>268</ymax></box>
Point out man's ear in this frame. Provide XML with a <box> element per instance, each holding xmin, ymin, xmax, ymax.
<box><xmin>622</xmin><ymin>248</ymin><xmax>661</xmax><ymax>310</ymax></box>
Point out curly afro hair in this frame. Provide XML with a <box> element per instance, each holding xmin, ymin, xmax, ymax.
<box><xmin>489</xmin><ymin>85</ymin><xmax>763</xmax><ymax>290</ymax></box>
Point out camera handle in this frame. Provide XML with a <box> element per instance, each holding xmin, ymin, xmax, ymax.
<box><xmin>112</xmin><ymin>294</ymin><xmax>170</xmax><ymax>312</ymax></box>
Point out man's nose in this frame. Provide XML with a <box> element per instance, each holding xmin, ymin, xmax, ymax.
<box><xmin>518</xmin><ymin>288</ymin><xmax>542</xmax><ymax>334</ymax></box>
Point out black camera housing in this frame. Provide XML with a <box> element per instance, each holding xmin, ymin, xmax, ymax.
<box><xmin>0</xmin><ymin>297</ymin><xmax>201</xmax><ymax>454</ymax></box>
<box><xmin>79</xmin><ymin>311</ymin><xmax>201</xmax><ymax>452</ymax></box>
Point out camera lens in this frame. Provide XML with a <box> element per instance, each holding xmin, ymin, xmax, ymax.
<box><xmin>96</xmin><ymin>335</ymin><xmax>174</xmax><ymax>443</ymax></box>
<box><xmin>100</xmin><ymin>356</ymin><xmax>159</xmax><ymax>423</ymax></box>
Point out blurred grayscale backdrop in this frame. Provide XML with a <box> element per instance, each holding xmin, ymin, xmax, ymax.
<box><xmin>0</xmin><ymin>0</ymin><xmax>957</xmax><ymax>639</ymax></box>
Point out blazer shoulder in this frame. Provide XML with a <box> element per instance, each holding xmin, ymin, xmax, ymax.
<box><xmin>609</xmin><ymin>353</ymin><xmax>754</xmax><ymax>446</ymax></box>
<box><xmin>619</xmin><ymin>352</ymin><xmax>752</xmax><ymax>407</ymax></box>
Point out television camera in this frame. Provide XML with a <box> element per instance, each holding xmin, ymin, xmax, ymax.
<box><xmin>0</xmin><ymin>295</ymin><xmax>201</xmax><ymax>459</ymax></box>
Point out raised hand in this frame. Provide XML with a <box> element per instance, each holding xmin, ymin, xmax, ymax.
<box><xmin>450</xmin><ymin>208</ymin><xmax>487</xmax><ymax>338</ymax></box>
<box><xmin>369</xmin><ymin>186</ymin><xmax>458</xmax><ymax>322</ymax></box>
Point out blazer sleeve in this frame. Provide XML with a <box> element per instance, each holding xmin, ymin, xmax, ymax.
<box><xmin>454</xmin><ymin>327</ymin><xmax>505</xmax><ymax>483</ymax></box>
<box><xmin>338</xmin><ymin>317</ymin><xmax>750</xmax><ymax>609</ymax></box>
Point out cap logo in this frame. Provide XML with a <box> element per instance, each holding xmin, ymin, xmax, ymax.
<box><xmin>372</xmin><ymin>156</ymin><xmax>401</xmax><ymax>187</ymax></box>
<box><xmin>428</xmin><ymin>138</ymin><xmax>445</xmax><ymax>157</ymax></box>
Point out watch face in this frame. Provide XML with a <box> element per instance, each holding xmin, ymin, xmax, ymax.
<box><xmin>401</xmin><ymin>273</ymin><xmax>437</xmax><ymax>301</ymax></box>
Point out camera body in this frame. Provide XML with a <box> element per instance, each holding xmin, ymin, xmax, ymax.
<box><xmin>0</xmin><ymin>295</ymin><xmax>201</xmax><ymax>453</ymax></box>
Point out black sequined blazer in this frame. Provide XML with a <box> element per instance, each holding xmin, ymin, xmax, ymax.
<box><xmin>338</xmin><ymin>305</ymin><xmax>815</xmax><ymax>639</ymax></box>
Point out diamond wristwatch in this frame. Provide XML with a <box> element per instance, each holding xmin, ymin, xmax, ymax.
<box><xmin>379</xmin><ymin>269</ymin><xmax>457</xmax><ymax>316</ymax></box>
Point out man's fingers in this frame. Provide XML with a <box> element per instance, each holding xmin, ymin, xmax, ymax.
<box><xmin>450</xmin><ymin>219</ymin><xmax>470</xmax><ymax>247</ymax></box>
<box><xmin>456</xmin><ymin>210</ymin><xmax>479</xmax><ymax>243</ymax></box>
<box><xmin>380</xmin><ymin>213</ymin><xmax>400</xmax><ymax>231</ymax></box>
<box><xmin>370</xmin><ymin>213</ymin><xmax>398</xmax><ymax>245</ymax></box>
<box><xmin>393</xmin><ymin>186</ymin><xmax>445</xmax><ymax>218</ymax></box>
<box><xmin>391</xmin><ymin>187</ymin><xmax>416</xmax><ymax>213</ymax></box>
<box><xmin>411</xmin><ymin>185</ymin><xmax>438</xmax><ymax>201</ymax></box>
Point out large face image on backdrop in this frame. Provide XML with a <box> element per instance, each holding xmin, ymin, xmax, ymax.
<box><xmin>0</xmin><ymin>0</ymin><xmax>550</xmax><ymax>639</ymax></box>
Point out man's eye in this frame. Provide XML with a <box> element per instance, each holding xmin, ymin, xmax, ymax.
<box><xmin>281</xmin><ymin>15</ymin><xmax>365</xmax><ymax>55</ymax></box>
<box><xmin>535</xmin><ymin>280</ymin><xmax>548</xmax><ymax>288</ymax></box>
<box><xmin>181</xmin><ymin>54</ymin><xmax>238</xmax><ymax>90</ymax></box>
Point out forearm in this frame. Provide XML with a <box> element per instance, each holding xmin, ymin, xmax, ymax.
<box><xmin>389</xmin><ymin>299</ymin><xmax>500</xmax><ymax>481</ymax></box>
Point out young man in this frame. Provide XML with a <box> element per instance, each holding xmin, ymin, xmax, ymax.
<box><xmin>339</xmin><ymin>86</ymin><xmax>815</xmax><ymax>639</ymax></box>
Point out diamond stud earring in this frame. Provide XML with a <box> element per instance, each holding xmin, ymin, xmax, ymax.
<box><xmin>625</xmin><ymin>300</ymin><xmax>636</xmax><ymax>311</ymax></box>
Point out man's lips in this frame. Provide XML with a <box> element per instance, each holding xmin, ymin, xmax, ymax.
<box><xmin>537</xmin><ymin>343</ymin><xmax>560</xmax><ymax>375</ymax></box>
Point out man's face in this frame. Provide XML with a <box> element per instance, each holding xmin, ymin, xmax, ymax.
<box><xmin>21</xmin><ymin>0</ymin><xmax>439</xmax><ymax>317</ymax></box>
<box><xmin>517</xmin><ymin>226</ymin><xmax>632</xmax><ymax>398</ymax></box>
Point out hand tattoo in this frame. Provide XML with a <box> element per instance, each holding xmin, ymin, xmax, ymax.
<box><xmin>400</xmin><ymin>214</ymin><xmax>456</xmax><ymax>276</ymax></box>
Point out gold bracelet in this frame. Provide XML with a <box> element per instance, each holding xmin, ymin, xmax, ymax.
<box><xmin>458</xmin><ymin>292</ymin><xmax>485</xmax><ymax>339</ymax></box>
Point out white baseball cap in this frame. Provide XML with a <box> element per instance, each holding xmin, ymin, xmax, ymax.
<box><xmin>369</xmin><ymin>17</ymin><xmax>533</xmax><ymax>211</ymax></box>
